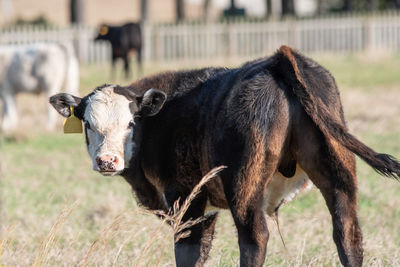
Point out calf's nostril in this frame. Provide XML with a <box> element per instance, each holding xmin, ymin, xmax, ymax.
<box><xmin>96</xmin><ymin>154</ymin><xmax>120</xmax><ymax>172</ymax></box>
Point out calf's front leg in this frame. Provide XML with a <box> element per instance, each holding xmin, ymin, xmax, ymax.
<box><xmin>165</xmin><ymin>189</ymin><xmax>218</xmax><ymax>267</ymax></box>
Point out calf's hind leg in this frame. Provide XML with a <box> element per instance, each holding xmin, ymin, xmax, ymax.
<box><xmin>297</xmin><ymin>130</ymin><xmax>363</xmax><ymax>267</ymax></box>
<box><xmin>220</xmin><ymin>147</ymin><xmax>280</xmax><ymax>267</ymax></box>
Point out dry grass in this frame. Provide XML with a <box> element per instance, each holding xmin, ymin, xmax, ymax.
<box><xmin>154</xmin><ymin>166</ymin><xmax>226</xmax><ymax>243</ymax></box>
<box><xmin>1</xmin><ymin>56</ymin><xmax>400</xmax><ymax>266</ymax></box>
<box><xmin>32</xmin><ymin>202</ymin><xmax>78</xmax><ymax>267</ymax></box>
<box><xmin>342</xmin><ymin>89</ymin><xmax>400</xmax><ymax>134</ymax></box>
<box><xmin>0</xmin><ymin>165</ymin><xmax>225</xmax><ymax>266</ymax></box>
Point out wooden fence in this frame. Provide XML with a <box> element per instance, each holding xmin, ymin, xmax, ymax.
<box><xmin>1</xmin><ymin>12</ymin><xmax>400</xmax><ymax>64</ymax></box>
<box><xmin>147</xmin><ymin>12</ymin><xmax>400</xmax><ymax>62</ymax></box>
<box><xmin>0</xmin><ymin>25</ymin><xmax>111</xmax><ymax>64</ymax></box>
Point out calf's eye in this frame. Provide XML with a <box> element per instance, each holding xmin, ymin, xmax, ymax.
<box><xmin>128</xmin><ymin>120</ymin><xmax>134</xmax><ymax>128</ymax></box>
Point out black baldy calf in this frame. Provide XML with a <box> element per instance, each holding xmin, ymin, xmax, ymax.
<box><xmin>50</xmin><ymin>46</ymin><xmax>400</xmax><ymax>267</ymax></box>
<box><xmin>95</xmin><ymin>22</ymin><xmax>142</xmax><ymax>79</ymax></box>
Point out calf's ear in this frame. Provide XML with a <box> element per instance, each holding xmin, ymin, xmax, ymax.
<box><xmin>137</xmin><ymin>89</ymin><xmax>167</xmax><ymax>117</ymax></box>
<box><xmin>49</xmin><ymin>93</ymin><xmax>82</xmax><ymax>118</ymax></box>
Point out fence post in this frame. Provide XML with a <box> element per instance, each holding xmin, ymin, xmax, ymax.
<box><xmin>142</xmin><ymin>22</ymin><xmax>152</xmax><ymax>63</ymax></box>
<box><xmin>289</xmin><ymin>19</ymin><xmax>298</xmax><ymax>49</ymax></box>
<box><xmin>227</xmin><ymin>22</ymin><xmax>237</xmax><ymax>58</ymax></box>
<box><xmin>363</xmin><ymin>16</ymin><xmax>373</xmax><ymax>52</ymax></box>
<box><xmin>73</xmin><ymin>25</ymin><xmax>88</xmax><ymax>64</ymax></box>
<box><xmin>156</xmin><ymin>25</ymin><xmax>163</xmax><ymax>62</ymax></box>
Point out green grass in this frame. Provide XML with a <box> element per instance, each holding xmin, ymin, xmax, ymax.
<box><xmin>1</xmin><ymin>55</ymin><xmax>400</xmax><ymax>266</ymax></box>
<box><xmin>80</xmin><ymin>53</ymin><xmax>400</xmax><ymax>94</ymax></box>
<box><xmin>319</xmin><ymin>53</ymin><xmax>400</xmax><ymax>90</ymax></box>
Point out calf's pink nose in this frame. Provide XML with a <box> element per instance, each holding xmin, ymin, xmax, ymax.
<box><xmin>96</xmin><ymin>154</ymin><xmax>120</xmax><ymax>171</ymax></box>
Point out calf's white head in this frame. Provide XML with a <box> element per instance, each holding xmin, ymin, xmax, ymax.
<box><xmin>49</xmin><ymin>84</ymin><xmax>166</xmax><ymax>176</ymax></box>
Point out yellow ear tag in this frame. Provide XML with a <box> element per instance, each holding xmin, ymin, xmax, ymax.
<box><xmin>63</xmin><ymin>106</ymin><xmax>83</xmax><ymax>134</ymax></box>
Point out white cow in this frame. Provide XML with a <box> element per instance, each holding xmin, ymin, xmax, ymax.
<box><xmin>0</xmin><ymin>43</ymin><xmax>79</xmax><ymax>133</ymax></box>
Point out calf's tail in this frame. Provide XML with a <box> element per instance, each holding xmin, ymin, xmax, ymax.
<box><xmin>273</xmin><ymin>45</ymin><xmax>400</xmax><ymax>180</ymax></box>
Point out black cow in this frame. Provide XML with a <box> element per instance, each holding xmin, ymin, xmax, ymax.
<box><xmin>95</xmin><ymin>22</ymin><xmax>142</xmax><ymax>79</ymax></box>
<box><xmin>50</xmin><ymin>46</ymin><xmax>400</xmax><ymax>267</ymax></box>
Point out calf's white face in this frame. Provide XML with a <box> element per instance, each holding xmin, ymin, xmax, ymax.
<box><xmin>49</xmin><ymin>85</ymin><xmax>167</xmax><ymax>176</ymax></box>
<box><xmin>84</xmin><ymin>86</ymin><xmax>135</xmax><ymax>174</ymax></box>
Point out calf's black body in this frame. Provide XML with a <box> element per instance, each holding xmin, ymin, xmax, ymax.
<box><xmin>50</xmin><ymin>46</ymin><xmax>400</xmax><ymax>267</ymax></box>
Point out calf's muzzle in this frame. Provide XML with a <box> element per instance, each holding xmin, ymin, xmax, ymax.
<box><xmin>95</xmin><ymin>154</ymin><xmax>121</xmax><ymax>174</ymax></box>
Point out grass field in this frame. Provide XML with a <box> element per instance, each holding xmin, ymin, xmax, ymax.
<box><xmin>1</xmin><ymin>54</ymin><xmax>400</xmax><ymax>266</ymax></box>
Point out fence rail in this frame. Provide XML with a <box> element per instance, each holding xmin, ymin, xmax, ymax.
<box><xmin>147</xmin><ymin>12</ymin><xmax>400</xmax><ymax>62</ymax></box>
<box><xmin>1</xmin><ymin>12</ymin><xmax>400</xmax><ymax>64</ymax></box>
<box><xmin>0</xmin><ymin>25</ymin><xmax>111</xmax><ymax>64</ymax></box>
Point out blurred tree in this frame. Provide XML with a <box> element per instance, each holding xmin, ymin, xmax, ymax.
<box><xmin>141</xmin><ymin>0</ymin><xmax>148</xmax><ymax>22</ymax></box>
<box><xmin>343</xmin><ymin>0</ymin><xmax>352</xmax><ymax>11</ymax></box>
<box><xmin>326</xmin><ymin>0</ymin><xmax>399</xmax><ymax>12</ymax></box>
<box><xmin>176</xmin><ymin>0</ymin><xmax>185</xmax><ymax>22</ymax></box>
<box><xmin>203</xmin><ymin>0</ymin><xmax>211</xmax><ymax>21</ymax></box>
<box><xmin>70</xmin><ymin>0</ymin><xmax>85</xmax><ymax>24</ymax></box>
<box><xmin>367</xmin><ymin>0</ymin><xmax>378</xmax><ymax>10</ymax></box>
<box><xmin>265</xmin><ymin>0</ymin><xmax>272</xmax><ymax>18</ymax></box>
<box><xmin>316</xmin><ymin>0</ymin><xmax>323</xmax><ymax>15</ymax></box>
<box><xmin>15</xmin><ymin>15</ymin><xmax>52</xmax><ymax>26</ymax></box>
<box><xmin>223</xmin><ymin>0</ymin><xmax>245</xmax><ymax>17</ymax></box>
<box><xmin>341</xmin><ymin>0</ymin><xmax>400</xmax><ymax>11</ymax></box>
<box><xmin>281</xmin><ymin>0</ymin><xmax>295</xmax><ymax>16</ymax></box>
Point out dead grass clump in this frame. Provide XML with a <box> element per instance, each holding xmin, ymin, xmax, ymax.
<box><xmin>154</xmin><ymin>166</ymin><xmax>226</xmax><ymax>242</ymax></box>
<box><xmin>77</xmin><ymin>166</ymin><xmax>225</xmax><ymax>267</ymax></box>
<box><xmin>79</xmin><ymin>212</ymin><xmax>128</xmax><ymax>266</ymax></box>
<box><xmin>32</xmin><ymin>201</ymin><xmax>78</xmax><ymax>267</ymax></box>
<box><xmin>135</xmin><ymin>166</ymin><xmax>226</xmax><ymax>266</ymax></box>
<box><xmin>0</xmin><ymin>224</ymin><xmax>18</xmax><ymax>262</ymax></box>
